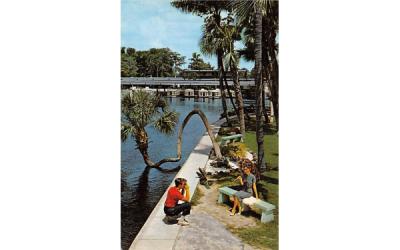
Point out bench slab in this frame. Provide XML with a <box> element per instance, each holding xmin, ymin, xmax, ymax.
<box><xmin>218</xmin><ymin>186</ymin><xmax>276</xmax><ymax>223</ymax></box>
<box><xmin>218</xmin><ymin>187</ymin><xmax>237</xmax><ymax>203</ymax></box>
<box><xmin>255</xmin><ymin>200</ymin><xmax>275</xmax><ymax>211</ymax></box>
<box><xmin>220</xmin><ymin>134</ymin><xmax>243</xmax><ymax>146</ymax></box>
<box><xmin>255</xmin><ymin>200</ymin><xmax>276</xmax><ymax>223</ymax></box>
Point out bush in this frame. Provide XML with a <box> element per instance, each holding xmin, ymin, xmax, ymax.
<box><xmin>221</xmin><ymin>142</ymin><xmax>247</xmax><ymax>159</ymax></box>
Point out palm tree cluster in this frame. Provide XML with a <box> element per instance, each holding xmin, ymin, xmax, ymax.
<box><xmin>171</xmin><ymin>0</ymin><xmax>279</xmax><ymax>172</ymax></box>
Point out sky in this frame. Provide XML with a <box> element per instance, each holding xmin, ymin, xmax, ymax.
<box><xmin>121</xmin><ymin>0</ymin><xmax>254</xmax><ymax>70</ymax></box>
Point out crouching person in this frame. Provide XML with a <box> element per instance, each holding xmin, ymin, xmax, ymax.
<box><xmin>164</xmin><ymin>178</ymin><xmax>191</xmax><ymax>226</ymax></box>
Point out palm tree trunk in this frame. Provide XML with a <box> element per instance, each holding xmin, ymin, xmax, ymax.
<box><xmin>255</xmin><ymin>6</ymin><xmax>265</xmax><ymax>172</ymax></box>
<box><xmin>135</xmin><ymin>129</ymin><xmax>156</xmax><ymax>167</ymax></box>
<box><xmin>261</xmin><ymin>37</ymin><xmax>271</xmax><ymax>126</ymax></box>
<box><xmin>222</xmin><ymin>64</ymin><xmax>239</xmax><ymax>117</ymax></box>
<box><xmin>263</xmin><ymin>4</ymin><xmax>279</xmax><ymax>131</ymax></box>
<box><xmin>230</xmin><ymin>60</ymin><xmax>246</xmax><ymax>137</ymax></box>
<box><xmin>263</xmin><ymin>39</ymin><xmax>279</xmax><ymax>131</ymax></box>
<box><xmin>217</xmin><ymin>49</ymin><xmax>230</xmax><ymax>126</ymax></box>
<box><xmin>262</xmin><ymin>79</ymin><xmax>270</xmax><ymax>125</ymax></box>
<box><xmin>270</xmin><ymin>54</ymin><xmax>279</xmax><ymax>130</ymax></box>
<box><xmin>150</xmin><ymin>109</ymin><xmax>223</xmax><ymax>168</ymax></box>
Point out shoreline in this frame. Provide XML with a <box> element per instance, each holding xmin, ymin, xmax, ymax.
<box><xmin>128</xmin><ymin>117</ymin><xmax>226</xmax><ymax>250</ymax></box>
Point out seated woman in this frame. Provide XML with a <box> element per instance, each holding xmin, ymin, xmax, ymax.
<box><xmin>230</xmin><ymin>165</ymin><xmax>258</xmax><ymax>216</ymax></box>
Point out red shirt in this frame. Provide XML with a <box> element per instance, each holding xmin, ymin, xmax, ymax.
<box><xmin>165</xmin><ymin>187</ymin><xmax>184</xmax><ymax>208</ymax></box>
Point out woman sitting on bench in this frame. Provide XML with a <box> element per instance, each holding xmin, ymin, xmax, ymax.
<box><xmin>230</xmin><ymin>165</ymin><xmax>258</xmax><ymax>216</ymax></box>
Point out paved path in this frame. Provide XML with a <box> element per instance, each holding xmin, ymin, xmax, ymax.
<box><xmin>129</xmin><ymin>118</ymin><xmax>228</xmax><ymax>250</ymax></box>
<box><xmin>173</xmin><ymin>210</ymin><xmax>254</xmax><ymax>250</ymax></box>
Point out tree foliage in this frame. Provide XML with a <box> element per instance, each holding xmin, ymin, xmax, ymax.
<box><xmin>121</xmin><ymin>47</ymin><xmax>186</xmax><ymax>77</ymax></box>
<box><xmin>188</xmin><ymin>52</ymin><xmax>213</xmax><ymax>70</ymax></box>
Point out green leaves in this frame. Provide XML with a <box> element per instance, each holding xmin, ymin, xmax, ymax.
<box><xmin>188</xmin><ymin>52</ymin><xmax>213</xmax><ymax>70</ymax></box>
<box><xmin>121</xmin><ymin>53</ymin><xmax>138</xmax><ymax>77</ymax></box>
<box><xmin>154</xmin><ymin>110</ymin><xmax>179</xmax><ymax>135</ymax></box>
<box><xmin>121</xmin><ymin>123</ymin><xmax>134</xmax><ymax>142</ymax></box>
<box><xmin>121</xmin><ymin>90</ymin><xmax>179</xmax><ymax>140</ymax></box>
<box><xmin>121</xmin><ymin>47</ymin><xmax>185</xmax><ymax>77</ymax></box>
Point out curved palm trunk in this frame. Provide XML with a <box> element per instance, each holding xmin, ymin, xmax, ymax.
<box><xmin>135</xmin><ymin>129</ymin><xmax>156</xmax><ymax>167</ymax></box>
<box><xmin>138</xmin><ymin>109</ymin><xmax>222</xmax><ymax>168</ymax></box>
<box><xmin>255</xmin><ymin>6</ymin><xmax>265</xmax><ymax>172</ymax></box>
<box><xmin>230</xmin><ymin>60</ymin><xmax>246</xmax><ymax>137</ymax></box>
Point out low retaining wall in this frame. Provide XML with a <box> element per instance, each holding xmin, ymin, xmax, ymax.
<box><xmin>129</xmin><ymin>118</ymin><xmax>226</xmax><ymax>250</ymax></box>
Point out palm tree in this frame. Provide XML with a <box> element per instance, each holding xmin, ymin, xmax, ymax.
<box><xmin>264</xmin><ymin>1</ymin><xmax>279</xmax><ymax>130</ymax></box>
<box><xmin>201</xmin><ymin>16</ymin><xmax>246</xmax><ymax>137</ymax></box>
<box><xmin>254</xmin><ymin>3</ymin><xmax>265</xmax><ymax>173</ymax></box>
<box><xmin>121</xmin><ymin>90</ymin><xmax>179</xmax><ymax>168</ymax></box>
<box><xmin>121</xmin><ymin>90</ymin><xmax>222</xmax><ymax>169</ymax></box>
<box><xmin>229</xmin><ymin>0</ymin><xmax>270</xmax><ymax>172</ymax></box>
<box><xmin>171</xmin><ymin>0</ymin><xmax>232</xmax><ymax>126</ymax></box>
<box><xmin>232</xmin><ymin>0</ymin><xmax>279</xmax><ymax>130</ymax></box>
<box><xmin>157</xmin><ymin>108</ymin><xmax>223</xmax><ymax>166</ymax></box>
<box><xmin>221</xmin><ymin>20</ymin><xmax>246</xmax><ymax>137</ymax></box>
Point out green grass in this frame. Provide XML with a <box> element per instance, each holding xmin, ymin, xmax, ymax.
<box><xmin>215</xmin><ymin>120</ymin><xmax>279</xmax><ymax>250</ymax></box>
<box><xmin>218</xmin><ymin>169</ymin><xmax>279</xmax><ymax>250</ymax></box>
<box><xmin>219</xmin><ymin>130</ymin><xmax>278</xmax><ymax>250</ymax></box>
<box><xmin>244</xmin><ymin>131</ymin><xmax>279</xmax><ymax>169</ymax></box>
<box><xmin>230</xmin><ymin>220</ymin><xmax>279</xmax><ymax>250</ymax></box>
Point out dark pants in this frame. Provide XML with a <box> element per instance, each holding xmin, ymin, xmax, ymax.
<box><xmin>164</xmin><ymin>202</ymin><xmax>191</xmax><ymax>216</ymax></box>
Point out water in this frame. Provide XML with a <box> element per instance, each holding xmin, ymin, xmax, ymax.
<box><xmin>121</xmin><ymin>97</ymin><xmax>227</xmax><ymax>250</ymax></box>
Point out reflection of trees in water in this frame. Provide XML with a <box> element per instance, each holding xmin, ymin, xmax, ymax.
<box><xmin>121</xmin><ymin>167</ymin><xmax>150</xmax><ymax>250</ymax></box>
<box><xmin>121</xmin><ymin>165</ymin><xmax>182</xmax><ymax>250</ymax></box>
<box><xmin>136</xmin><ymin>166</ymin><xmax>150</xmax><ymax>203</ymax></box>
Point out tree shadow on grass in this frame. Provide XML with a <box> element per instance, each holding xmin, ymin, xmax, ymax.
<box><xmin>245</xmin><ymin>119</ymin><xmax>277</xmax><ymax>135</ymax></box>
<box><xmin>224</xmin><ymin>117</ymin><xmax>278</xmax><ymax>135</ymax></box>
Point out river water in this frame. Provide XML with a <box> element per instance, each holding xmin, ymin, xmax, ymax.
<box><xmin>121</xmin><ymin>96</ymin><xmax>227</xmax><ymax>249</ymax></box>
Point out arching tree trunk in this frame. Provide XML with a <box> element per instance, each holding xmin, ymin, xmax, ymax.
<box><xmin>138</xmin><ymin>109</ymin><xmax>222</xmax><ymax>169</ymax></box>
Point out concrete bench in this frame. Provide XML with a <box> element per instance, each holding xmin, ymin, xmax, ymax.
<box><xmin>218</xmin><ymin>186</ymin><xmax>276</xmax><ymax>223</ymax></box>
<box><xmin>218</xmin><ymin>186</ymin><xmax>237</xmax><ymax>203</ymax></box>
<box><xmin>220</xmin><ymin>134</ymin><xmax>243</xmax><ymax>146</ymax></box>
<box><xmin>254</xmin><ymin>199</ymin><xmax>276</xmax><ymax>223</ymax></box>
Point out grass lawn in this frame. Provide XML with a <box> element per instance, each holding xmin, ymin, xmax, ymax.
<box><xmin>216</xmin><ymin>130</ymin><xmax>279</xmax><ymax>250</ymax></box>
<box><xmin>244</xmin><ymin>131</ymin><xmax>279</xmax><ymax>169</ymax></box>
<box><xmin>213</xmin><ymin>117</ymin><xmax>279</xmax><ymax>249</ymax></box>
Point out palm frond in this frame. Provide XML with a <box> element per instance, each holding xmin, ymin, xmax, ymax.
<box><xmin>121</xmin><ymin>123</ymin><xmax>134</xmax><ymax>142</ymax></box>
<box><xmin>153</xmin><ymin>110</ymin><xmax>179</xmax><ymax>135</ymax></box>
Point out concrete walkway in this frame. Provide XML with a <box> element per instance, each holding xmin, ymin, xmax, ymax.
<box><xmin>129</xmin><ymin>118</ymin><xmax>228</xmax><ymax>250</ymax></box>
<box><xmin>173</xmin><ymin>209</ymin><xmax>254</xmax><ymax>250</ymax></box>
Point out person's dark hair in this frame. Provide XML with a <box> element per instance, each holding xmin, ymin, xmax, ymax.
<box><xmin>175</xmin><ymin>178</ymin><xmax>183</xmax><ymax>187</ymax></box>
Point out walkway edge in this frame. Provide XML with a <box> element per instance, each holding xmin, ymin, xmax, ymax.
<box><xmin>129</xmin><ymin>117</ymin><xmax>226</xmax><ymax>250</ymax></box>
